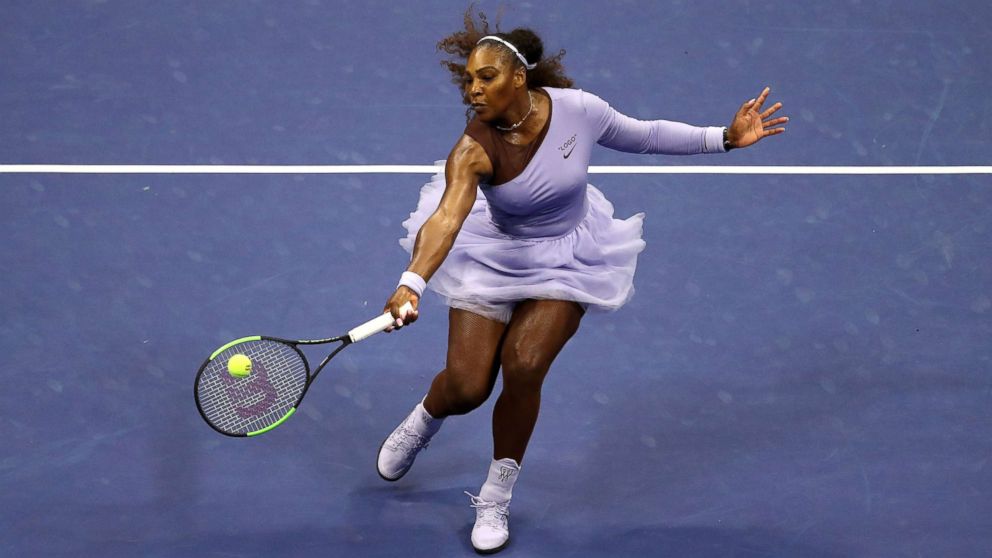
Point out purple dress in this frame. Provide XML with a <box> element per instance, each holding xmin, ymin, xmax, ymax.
<box><xmin>400</xmin><ymin>87</ymin><xmax>726</xmax><ymax>322</ymax></box>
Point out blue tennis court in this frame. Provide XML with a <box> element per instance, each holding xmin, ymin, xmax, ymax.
<box><xmin>2</xmin><ymin>2</ymin><xmax>990</xmax><ymax>556</ymax></box>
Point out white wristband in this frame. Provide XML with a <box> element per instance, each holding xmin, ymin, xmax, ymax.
<box><xmin>397</xmin><ymin>271</ymin><xmax>426</xmax><ymax>298</ymax></box>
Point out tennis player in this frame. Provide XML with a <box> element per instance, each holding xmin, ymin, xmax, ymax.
<box><xmin>379</xmin><ymin>9</ymin><xmax>787</xmax><ymax>554</ymax></box>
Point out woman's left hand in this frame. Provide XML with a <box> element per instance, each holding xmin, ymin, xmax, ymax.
<box><xmin>726</xmin><ymin>86</ymin><xmax>789</xmax><ymax>149</ymax></box>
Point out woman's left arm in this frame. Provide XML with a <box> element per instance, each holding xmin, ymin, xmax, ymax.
<box><xmin>585</xmin><ymin>86</ymin><xmax>787</xmax><ymax>154</ymax></box>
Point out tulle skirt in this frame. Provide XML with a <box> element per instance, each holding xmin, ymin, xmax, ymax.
<box><xmin>399</xmin><ymin>166</ymin><xmax>645</xmax><ymax>322</ymax></box>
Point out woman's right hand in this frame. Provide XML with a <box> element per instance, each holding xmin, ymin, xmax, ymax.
<box><xmin>384</xmin><ymin>287</ymin><xmax>420</xmax><ymax>332</ymax></box>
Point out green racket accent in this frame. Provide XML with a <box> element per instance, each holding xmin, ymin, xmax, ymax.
<box><xmin>247</xmin><ymin>407</ymin><xmax>297</xmax><ymax>436</ymax></box>
<box><xmin>210</xmin><ymin>336</ymin><xmax>262</xmax><ymax>360</ymax></box>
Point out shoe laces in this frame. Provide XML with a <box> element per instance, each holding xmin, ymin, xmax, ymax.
<box><xmin>465</xmin><ymin>492</ymin><xmax>509</xmax><ymax>529</ymax></box>
<box><xmin>386</xmin><ymin>421</ymin><xmax>430</xmax><ymax>453</ymax></box>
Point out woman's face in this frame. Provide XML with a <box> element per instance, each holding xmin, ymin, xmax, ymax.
<box><xmin>464</xmin><ymin>46</ymin><xmax>524</xmax><ymax>123</ymax></box>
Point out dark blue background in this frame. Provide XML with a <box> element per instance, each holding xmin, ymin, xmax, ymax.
<box><xmin>2</xmin><ymin>1</ymin><xmax>990</xmax><ymax>556</ymax></box>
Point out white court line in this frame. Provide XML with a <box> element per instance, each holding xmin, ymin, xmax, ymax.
<box><xmin>0</xmin><ymin>164</ymin><xmax>990</xmax><ymax>174</ymax></box>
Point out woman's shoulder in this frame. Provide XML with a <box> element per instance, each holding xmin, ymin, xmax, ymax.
<box><xmin>464</xmin><ymin>115</ymin><xmax>491</xmax><ymax>135</ymax></box>
<box><xmin>541</xmin><ymin>86</ymin><xmax>587</xmax><ymax>100</ymax></box>
<box><xmin>541</xmin><ymin>87</ymin><xmax>607</xmax><ymax>115</ymax></box>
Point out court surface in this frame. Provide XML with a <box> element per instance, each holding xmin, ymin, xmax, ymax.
<box><xmin>2</xmin><ymin>1</ymin><xmax>990</xmax><ymax>556</ymax></box>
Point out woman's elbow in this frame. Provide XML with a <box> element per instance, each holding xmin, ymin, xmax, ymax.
<box><xmin>426</xmin><ymin>211</ymin><xmax>465</xmax><ymax>237</ymax></box>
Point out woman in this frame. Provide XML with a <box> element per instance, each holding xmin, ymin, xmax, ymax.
<box><xmin>378</xmin><ymin>10</ymin><xmax>787</xmax><ymax>554</ymax></box>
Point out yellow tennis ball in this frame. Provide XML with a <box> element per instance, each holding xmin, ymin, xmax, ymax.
<box><xmin>227</xmin><ymin>354</ymin><xmax>252</xmax><ymax>378</ymax></box>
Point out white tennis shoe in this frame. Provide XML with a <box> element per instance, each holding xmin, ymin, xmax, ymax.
<box><xmin>467</xmin><ymin>492</ymin><xmax>510</xmax><ymax>554</ymax></box>
<box><xmin>376</xmin><ymin>407</ymin><xmax>433</xmax><ymax>481</ymax></box>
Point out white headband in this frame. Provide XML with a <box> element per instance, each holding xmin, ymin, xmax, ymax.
<box><xmin>477</xmin><ymin>35</ymin><xmax>537</xmax><ymax>70</ymax></box>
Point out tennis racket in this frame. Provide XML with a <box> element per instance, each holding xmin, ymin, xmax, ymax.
<box><xmin>194</xmin><ymin>302</ymin><xmax>412</xmax><ymax>437</ymax></box>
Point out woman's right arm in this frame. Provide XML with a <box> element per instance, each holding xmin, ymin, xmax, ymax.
<box><xmin>384</xmin><ymin>134</ymin><xmax>492</xmax><ymax>326</ymax></box>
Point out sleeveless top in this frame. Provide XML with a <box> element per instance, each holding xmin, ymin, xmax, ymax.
<box><xmin>459</xmin><ymin>87</ymin><xmax>726</xmax><ymax>240</ymax></box>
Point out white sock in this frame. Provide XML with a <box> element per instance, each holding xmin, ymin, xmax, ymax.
<box><xmin>411</xmin><ymin>398</ymin><xmax>443</xmax><ymax>438</ymax></box>
<box><xmin>479</xmin><ymin>457</ymin><xmax>521</xmax><ymax>503</ymax></box>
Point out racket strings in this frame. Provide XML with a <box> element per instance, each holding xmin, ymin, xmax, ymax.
<box><xmin>197</xmin><ymin>340</ymin><xmax>308</xmax><ymax>435</ymax></box>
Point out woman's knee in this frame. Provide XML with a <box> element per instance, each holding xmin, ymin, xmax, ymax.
<box><xmin>500</xmin><ymin>349</ymin><xmax>551</xmax><ymax>394</ymax></box>
<box><xmin>440</xmin><ymin>368</ymin><xmax>493</xmax><ymax>414</ymax></box>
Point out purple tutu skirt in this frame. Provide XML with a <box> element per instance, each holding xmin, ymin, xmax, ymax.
<box><xmin>399</xmin><ymin>165</ymin><xmax>645</xmax><ymax>322</ymax></box>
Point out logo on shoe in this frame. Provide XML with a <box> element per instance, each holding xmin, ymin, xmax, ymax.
<box><xmin>558</xmin><ymin>133</ymin><xmax>578</xmax><ymax>159</ymax></box>
<box><xmin>498</xmin><ymin>466</ymin><xmax>516</xmax><ymax>482</ymax></box>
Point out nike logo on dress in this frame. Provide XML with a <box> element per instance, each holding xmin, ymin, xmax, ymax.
<box><xmin>559</xmin><ymin>133</ymin><xmax>578</xmax><ymax>159</ymax></box>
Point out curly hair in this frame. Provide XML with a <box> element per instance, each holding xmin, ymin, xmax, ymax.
<box><xmin>437</xmin><ymin>4</ymin><xmax>574</xmax><ymax>110</ymax></box>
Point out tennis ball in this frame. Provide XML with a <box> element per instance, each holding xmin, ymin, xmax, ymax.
<box><xmin>227</xmin><ymin>353</ymin><xmax>252</xmax><ymax>378</ymax></box>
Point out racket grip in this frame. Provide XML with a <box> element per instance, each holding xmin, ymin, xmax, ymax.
<box><xmin>348</xmin><ymin>302</ymin><xmax>414</xmax><ymax>343</ymax></box>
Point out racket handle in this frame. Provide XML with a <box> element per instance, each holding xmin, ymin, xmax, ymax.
<box><xmin>348</xmin><ymin>302</ymin><xmax>414</xmax><ymax>343</ymax></box>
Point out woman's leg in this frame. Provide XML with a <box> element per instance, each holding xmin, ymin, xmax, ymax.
<box><xmin>492</xmin><ymin>299</ymin><xmax>584</xmax><ymax>463</ymax></box>
<box><xmin>468</xmin><ymin>299</ymin><xmax>583</xmax><ymax>553</ymax></box>
<box><xmin>423</xmin><ymin>307</ymin><xmax>508</xmax><ymax>418</ymax></box>
<box><xmin>378</xmin><ymin>307</ymin><xmax>507</xmax><ymax>481</ymax></box>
